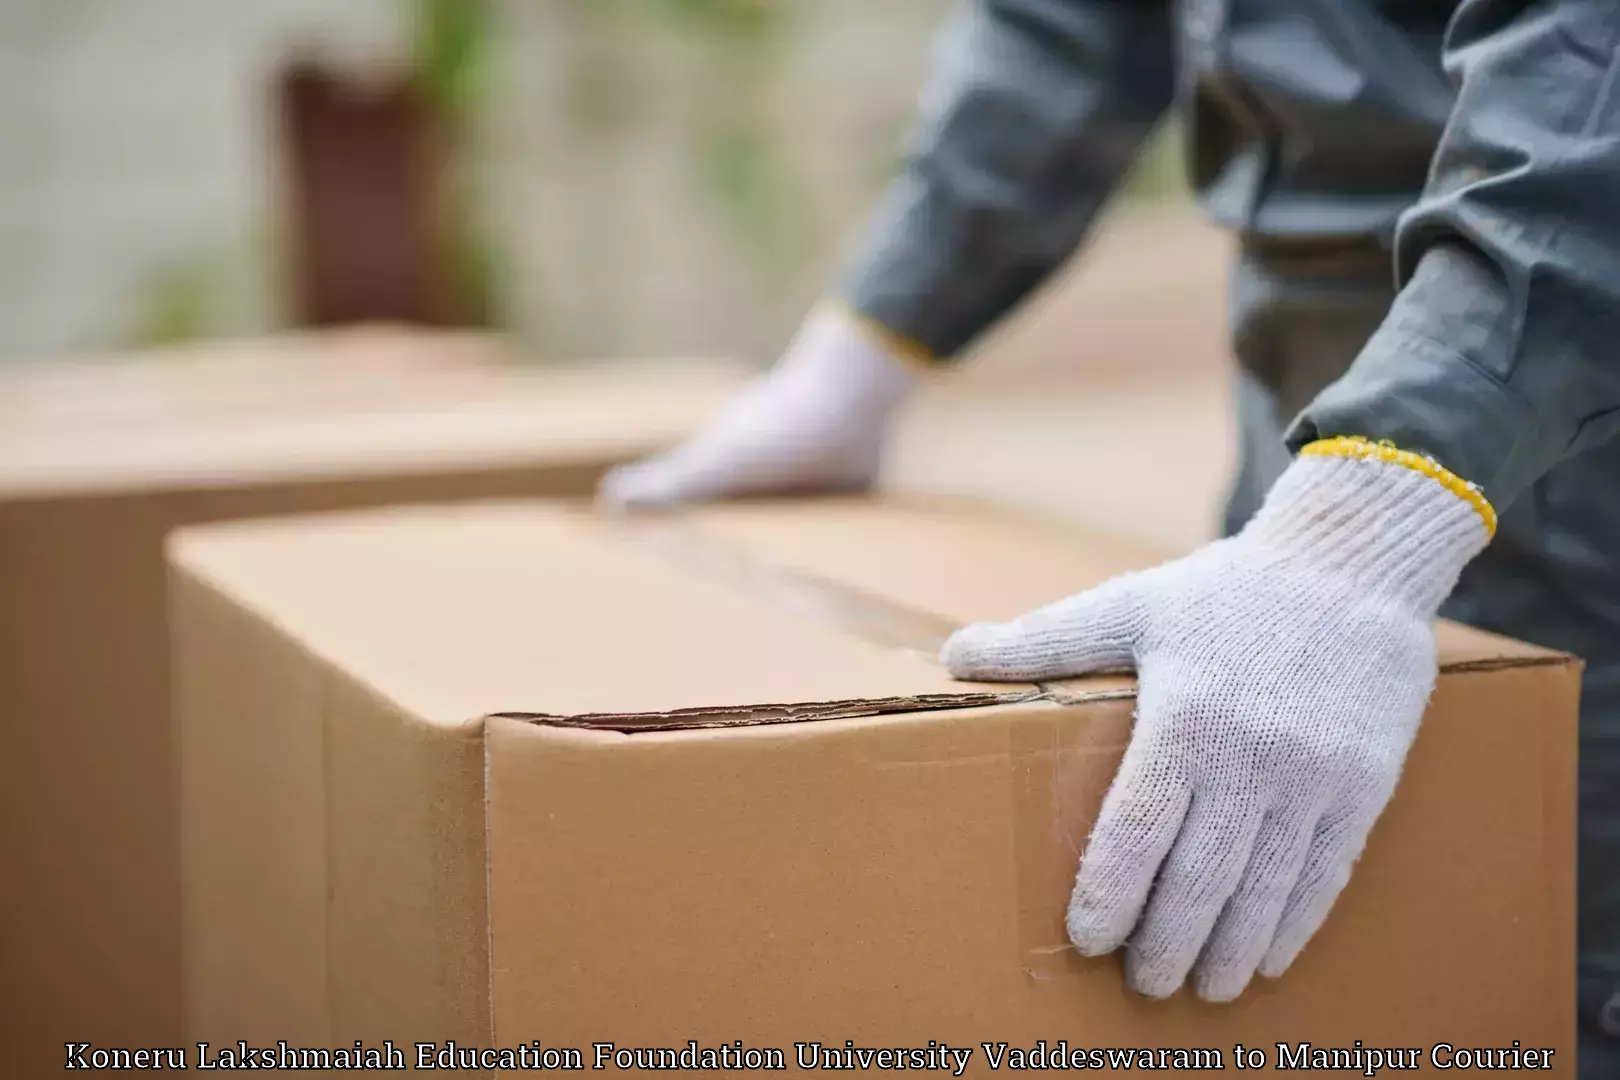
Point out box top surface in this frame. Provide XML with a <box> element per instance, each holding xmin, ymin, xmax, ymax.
<box><xmin>170</xmin><ymin>497</ymin><xmax>1568</xmax><ymax>731</ymax></box>
<box><xmin>0</xmin><ymin>328</ymin><xmax>745</xmax><ymax>498</ymax></box>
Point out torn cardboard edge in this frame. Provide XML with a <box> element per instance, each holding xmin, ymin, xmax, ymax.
<box><xmin>487</xmin><ymin>511</ymin><xmax>1578</xmax><ymax>734</ymax></box>
<box><xmin>490</xmin><ymin>691</ymin><xmax>1042</xmax><ymax>732</ymax></box>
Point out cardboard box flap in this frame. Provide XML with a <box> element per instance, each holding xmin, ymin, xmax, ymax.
<box><xmin>171</xmin><ymin>496</ymin><xmax>1571</xmax><ymax>737</ymax></box>
<box><xmin>681</xmin><ymin>497</ymin><xmax>1165</xmax><ymax>623</ymax></box>
<box><xmin>679</xmin><ymin>498</ymin><xmax>1573</xmax><ymax>673</ymax></box>
<box><xmin>170</xmin><ymin>501</ymin><xmax>1033</xmax><ymax>731</ymax></box>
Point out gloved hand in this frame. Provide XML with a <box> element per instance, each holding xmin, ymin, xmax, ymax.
<box><xmin>597</xmin><ymin>304</ymin><xmax>919</xmax><ymax>509</ymax></box>
<box><xmin>942</xmin><ymin>441</ymin><xmax>1495</xmax><ymax>1001</ymax></box>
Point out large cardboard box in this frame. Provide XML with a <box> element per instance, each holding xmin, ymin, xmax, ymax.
<box><xmin>171</xmin><ymin>497</ymin><xmax>1578</xmax><ymax>1073</ymax></box>
<box><xmin>0</xmin><ymin>333</ymin><xmax>744</xmax><ymax>1077</ymax></box>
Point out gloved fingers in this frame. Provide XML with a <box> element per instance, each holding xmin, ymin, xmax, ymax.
<box><xmin>1190</xmin><ymin>805</ymin><xmax>1320</xmax><ymax>1002</ymax></box>
<box><xmin>940</xmin><ymin>575</ymin><xmax>1145</xmax><ymax>682</ymax></box>
<box><xmin>1257</xmin><ymin>803</ymin><xmax>1381</xmax><ymax>979</ymax></box>
<box><xmin>1066</xmin><ymin>748</ymin><xmax>1191</xmax><ymax>958</ymax></box>
<box><xmin>1122</xmin><ymin>794</ymin><xmax>1267</xmax><ymax>998</ymax></box>
<box><xmin>597</xmin><ymin>458</ymin><xmax>684</xmax><ymax>510</ymax></box>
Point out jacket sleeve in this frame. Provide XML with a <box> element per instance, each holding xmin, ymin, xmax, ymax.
<box><xmin>1288</xmin><ymin>0</ymin><xmax>1620</xmax><ymax>508</ymax></box>
<box><xmin>834</xmin><ymin>0</ymin><xmax>1176</xmax><ymax>361</ymax></box>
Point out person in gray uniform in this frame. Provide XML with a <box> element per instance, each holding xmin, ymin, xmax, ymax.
<box><xmin>600</xmin><ymin>1</ymin><xmax>1620</xmax><ymax>1070</ymax></box>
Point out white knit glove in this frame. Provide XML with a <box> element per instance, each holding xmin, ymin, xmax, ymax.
<box><xmin>597</xmin><ymin>305</ymin><xmax>918</xmax><ymax>509</ymax></box>
<box><xmin>942</xmin><ymin>445</ymin><xmax>1495</xmax><ymax>1002</ymax></box>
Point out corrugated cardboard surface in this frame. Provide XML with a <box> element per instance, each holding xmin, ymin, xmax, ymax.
<box><xmin>0</xmin><ymin>337</ymin><xmax>745</xmax><ymax>1079</ymax></box>
<box><xmin>172</xmin><ymin>497</ymin><xmax>1578</xmax><ymax>1072</ymax></box>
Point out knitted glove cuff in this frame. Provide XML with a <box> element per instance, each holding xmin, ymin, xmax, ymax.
<box><xmin>1299</xmin><ymin>436</ymin><xmax>1497</xmax><ymax>538</ymax></box>
<box><xmin>818</xmin><ymin>298</ymin><xmax>941</xmax><ymax>374</ymax></box>
<box><xmin>1243</xmin><ymin>437</ymin><xmax>1495</xmax><ymax>615</ymax></box>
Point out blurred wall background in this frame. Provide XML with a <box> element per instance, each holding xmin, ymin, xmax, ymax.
<box><xmin>0</xmin><ymin>0</ymin><xmax>403</xmax><ymax>361</ymax></box>
<box><xmin>0</xmin><ymin>0</ymin><xmax>1189</xmax><ymax>368</ymax></box>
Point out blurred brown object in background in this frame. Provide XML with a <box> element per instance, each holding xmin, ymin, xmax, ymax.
<box><xmin>278</xmin><ymin>59</ymin><xmax>455</xmax><ymax>327</ymax></box>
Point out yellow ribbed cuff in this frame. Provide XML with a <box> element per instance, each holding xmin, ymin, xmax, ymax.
<box><xmin>1300</xmin><ymin>436</ymin><xmax>1498</xmax><ymax>539</ymax></box>
<box><xmin>824</xmin><ymin>299</ymin><xmax>942</xmax><ymax>373</ymax></box>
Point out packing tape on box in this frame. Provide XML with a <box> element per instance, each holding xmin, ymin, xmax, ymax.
<box><xmin>1008</xmin><ymin>702</ymin><xmax>1137</xmax><ymax>982</ymax></box>
<box><xmin>486</xmin><ymin>512</ymin><xmax>1046</xmax><ymax>731</ymax></box>
<box><xmin>590</xmin><ymin>510</ymin><xmax>1142</xmax><ymax>982</ymax></box>
<box><xmin>607</xmin><ymin>514</ymin><xmax>966</xmax><ymax>659</ymax></box>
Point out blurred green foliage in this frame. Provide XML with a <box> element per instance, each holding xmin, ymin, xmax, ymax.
<box><xmin>127</xmin><ymin>257</ymin><xmax>215</xmax><ymax>347</ymax></box>
<box><xmin>648</xmin><ymin>0</ymin><xmax>778</xmax><ymax>41</ymax></box>
<box><xmin>556</xmin><ymin>0</ymin><xmax>640</xmax><ymax>136</ymax></box>
<box><xmin>413</xmin><ymin>0</ymin><xmax>489</xmax><ymax>118</ymax></box>
<box><xmin>411</xmin><ymin>0</ymin><xmax>503</xmax><ymax>328</ymax></box>
<box><xmin>553</xmin><ymin>0</ymin><xmax>811</xmax><ymax>277</ymax></box>
<box><xmin>124</xmin><ymin>1</ymin><xmax>1185</xmax><ymax>352</ymax></box>
<box><xmin>666</xmin><ymin>2</ymin><xmax>813</xmax><ymax>277</ymax></box>
<box><xmin>557</xmin><ymin>0</ymin><xmax>1182</xmax><ymax>284</ymax></box>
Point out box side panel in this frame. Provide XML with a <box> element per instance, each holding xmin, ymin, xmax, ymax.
<box><xmin>485</xmin><ymin>707</ymin><xmax>1039</xmax><ymax>1045</ymax></box>
<box><xmin>321</xmin><ymin>671</ymin><xmax>490</xmax><ymax>1048</ymax></box>
<box><xmin>0</xmin><ymin>499</ymin><xmax>178</xmax><ymax>1077</ymax></box>
<box><xmin>1535</xmin><ymin>661</ymin><xmax>1580</xmax><ymax>1048</ymax></box>
<box><xmin>175</xmin><ymin>554</ymin><xmax>493</xmax><ymax>1064</ymax></box>
<box><xmin>488</xmin><ymin>664</ymin><xmax>1576</xmax><ymax>1070</ymax></box>
<box><xmin>0</xmin><ymin>468</ymin><xmax>598</xmax><ymax>1075</ymax></box>
<box><xmin>1009</xmin><ymin>664</ymin><xmax>1578</xmax><ymax>1055</ymax></box>
<box><xmin>175</xmin><ymin>561</ymin><xmax>333</xmax><ymax>1048</ymax></box>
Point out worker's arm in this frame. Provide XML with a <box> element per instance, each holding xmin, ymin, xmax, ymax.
<box><xmin>601</xmin><ymin>0</ymin><xmax>1175</xmax><ymax>510</ymax></box>
<box><xmin>946</xmin><ymin>0</ymin><xmax>1620</xmax><ymax>1005</ymax></box>
<box><xmin>1289</xmin><ymin>0</ymin><xmax>1620</xmax><ymax>508</ymax></box>
<box><xmin>837</xmin><ymin>0</ymin><xmax>1177</xmax><ymax>362</ymax></box>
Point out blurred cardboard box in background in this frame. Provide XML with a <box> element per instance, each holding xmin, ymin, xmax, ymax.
<box><xmin>0</xmin><ymin>330</ymin><xmax>745</xmax><ymax>1077</ymax></box>
<box><xmin>0</xmin><ymin>326</ymin><xmax>509</xmax><ymax>430</ymax></box>
<box><xmin>172</xmin><ymin>496</ymin><xmax>1576</xmax><ymax>1065</ymax></box>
